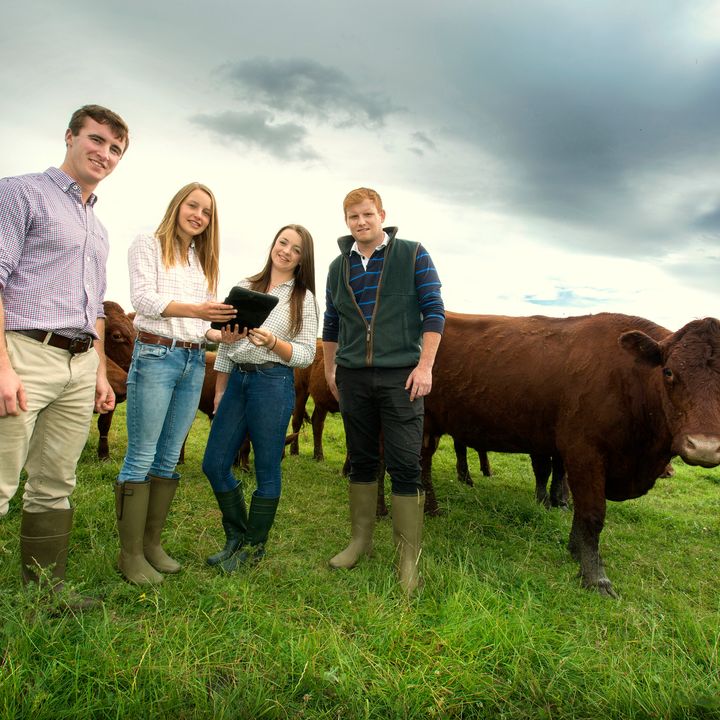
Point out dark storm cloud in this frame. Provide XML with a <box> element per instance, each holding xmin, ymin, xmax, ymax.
<box><xmin>191</xmin><ymin>110</ymin><xmax>319</xmax><ymax>161</ymax></box>
<box><xmin>219</xmin><ymin>58</ymin><xmax>402</xmax><ymax>128</ymax></box>
<box><xmin>694</xmin><ymin>204</ymin><xmax>720</xmax><ymax>234</ymax></box>
<box><xmin>409</xmin><ymin>131</ymin><xmax>437</xmax><ymax>156</ymax></box>
<box><xmin>403</xmin><ymin>1</ymin><xmax>720</xmax><ymax>259</ymax></box>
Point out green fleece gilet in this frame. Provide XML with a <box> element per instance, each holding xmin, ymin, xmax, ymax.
<box><xmin>327</xmin><ymin>232</ymin><xmax>422</xmax><ymax>368</ymax></box>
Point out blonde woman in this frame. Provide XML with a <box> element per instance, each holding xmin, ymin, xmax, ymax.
<box><xmin>115</xmin><ymin>182</ymin><xmax>241</xmax><ymax>585</ymax></box>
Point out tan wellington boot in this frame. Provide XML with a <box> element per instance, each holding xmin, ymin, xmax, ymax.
<box><xmin>329</xmin><ymin>481</ymin><xmax>378</xmax><ymax>570</ymax></box>
<box><xmin>20</xmin><ymin>507</ymin><xmax>98</xmax><ymax>610</ymax></box>
<box><xmin>144</xmin><ymin>475</ymin><xmax>181</xmax><ymax>574</ymax></box>
<box><xmin>116</xmin><ymin>481</ymin><xmax>164</xmax><ymax>585</ymax></box>
<box><xmin>392</xmin><ymin>492</ymin><xmax>425</xmax><ymax>596</ymax></box>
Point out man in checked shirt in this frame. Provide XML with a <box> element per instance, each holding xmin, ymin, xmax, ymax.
<box><xmin>0</xmin><ymin>105</ymin><xmax>129</xmax><ymax>609</ymax></box>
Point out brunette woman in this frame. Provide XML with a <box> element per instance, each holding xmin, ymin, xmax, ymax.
<box><xmin>202</xmin><ymin>224</ymin><xmax>318</xmax><ymax>572</ymax></box>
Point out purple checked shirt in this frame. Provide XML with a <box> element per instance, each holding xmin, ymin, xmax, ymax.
<box><xmin>0</xmin><ymin>167</ymin><xmax>108</xmax><ymax>339</ymax></box>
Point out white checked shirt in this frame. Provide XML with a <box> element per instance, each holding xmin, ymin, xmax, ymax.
<box><xmin>214</xmin><ymin>278</ymin><xmax>319</xmax><ymax>373</ymax></box>
<box><xmin>128</xmin><ymin>233</ymin><xmax>213</xmax><ymax>342</ymax></box>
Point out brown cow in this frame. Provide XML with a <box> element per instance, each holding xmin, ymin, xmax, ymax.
<box><xmin>291</xmin><ymin>340</ymin><xmax>337</xmax><ymax>460</ymax></box>
<box><xmin>422</xmin><ymin>311</ymin><xmax>720</xmax><ymax>597</ymax></box>
<box><xmin>103</xmin><ymin>301</ymin><xmax>136</xmax><ymax>369</ymax></box>
<box><xmin>293</xmin><ymin>341</ymin><xmax>574</xmax><ymax>519</ymax></box>
<box><xmin>97</xmin><ymin>301</ymin><xmax>136</xmax><ymax>459</ymax></box>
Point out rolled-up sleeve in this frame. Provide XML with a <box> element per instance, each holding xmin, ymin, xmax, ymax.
<box><xmin>128</xmin><ymin>234</ymin><xmax>172</xmax><ymax>317</ymax></box>
<box><xmin>0</xmin><ymin>179</ymin><xmax>29</xmax><ymax>291</ymax></box>
<box><xmin>213</xmin><ymin>339</ymin><xmax>236</xmax><ymax>374</ymax></box>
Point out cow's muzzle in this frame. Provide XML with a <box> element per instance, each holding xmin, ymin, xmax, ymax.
<box><xmin>679</xmin><ymin>434</ymin><xmax>720</xmax><ymax>468</ymax></box>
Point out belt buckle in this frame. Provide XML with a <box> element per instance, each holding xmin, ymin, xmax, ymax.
<box><xmin>68</xmin><ymin>335</ymin><xmax>92</xmax><ymax>355</ymax></box>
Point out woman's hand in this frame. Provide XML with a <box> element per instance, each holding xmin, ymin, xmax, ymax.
<box><xmin>205</xmin><ymin>325</ymin><xmax>248</xmax><ymax>344</ymax></box>
<box><xmin>218</xmin><ymin>324</ymin><xmax>247</xmax><ymax>344</ymax></box>
<box><xmin>195</xmin><ymin>301</ymin><xmax>237</xmax><ymax>323</ymax></box>
<box><xmin>248</xmin><ymin>327</ymin><xmax>276</xmax><ymax>349</ymax></box>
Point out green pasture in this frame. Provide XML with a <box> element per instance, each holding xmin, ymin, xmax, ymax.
<box><xmin>0</xmin><ymin>404</ymin><xmax>719</xmax><ymax>719</ymax></box>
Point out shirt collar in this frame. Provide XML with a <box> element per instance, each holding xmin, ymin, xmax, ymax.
<box><xmin>45</xmin><ymin>167</ymin><xmax>99</xmax><ymax>207</ymax></box>
<box><xmin>350</xmin><ymin>231</ymin><xmax>389</xmax><ymax>258</ymax></box>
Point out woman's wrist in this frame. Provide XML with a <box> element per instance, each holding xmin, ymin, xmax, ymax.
<box><xmin>269</xmin><ymin>335</ymin><xmax>278</xmax><ymax>351</ymax></box>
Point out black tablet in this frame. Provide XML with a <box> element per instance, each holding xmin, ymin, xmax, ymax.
<box><xmin>211</xmin><ymin>286</ymin><xmax>279</xmax><ymax>330</ymax></box>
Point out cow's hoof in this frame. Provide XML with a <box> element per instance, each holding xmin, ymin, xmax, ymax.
<box><xmin>596</xmin><ymin>581</ymin><xmax>619</xmax><ymax>599</ymax></box>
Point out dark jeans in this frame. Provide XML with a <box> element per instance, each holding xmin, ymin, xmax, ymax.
<box><xmin>202</xmin><ymin>364</ymin><xmax>295</xmax><ymax>497</ymax></box>
<box><xmin>335</xmin><ymin>365</ymin><xmax>424</xmax><ymax>496</ymax></box>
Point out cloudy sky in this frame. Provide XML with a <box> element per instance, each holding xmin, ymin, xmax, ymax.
<box><xmin>2</xmin><ymin>0</ymin><xmax>719</xmax><ymax>331</ymax></box>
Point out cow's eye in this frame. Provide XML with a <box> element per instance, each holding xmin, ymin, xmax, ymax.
<box><xmin>662</xmin><ymin>367</ymin><xmax>674</xmax><ymax>380</ymax></box>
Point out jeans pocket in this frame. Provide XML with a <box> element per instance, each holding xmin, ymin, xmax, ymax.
<box><xmin>137</xmin><ymin>343</ymin><xmax>169</xmax><ymax>360</ymax></box>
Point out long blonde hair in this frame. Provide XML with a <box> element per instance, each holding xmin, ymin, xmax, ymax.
<box><xmin>154</xmin><ymin>182</ymin><xmax>220</xmax><ymax>294</ymax></box>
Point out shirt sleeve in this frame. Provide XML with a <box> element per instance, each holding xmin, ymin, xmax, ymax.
<box><xmin>213</xmin><ymin>339</ymin><xmax>236</xmax><ymax>374</ymax></box>
<box><xmin>0</xmin><ymin>178</ymin><xmax>30</xmax><ymax>290</ymax></box>
<box><xmin>128</xmin><ymin>234</ymin><xmax>171</xmax><ymax>317</ymax></box>
<box><xmin>322</xmin><ymin>273</ymin><xmax>340</xmax><ymax>342</ymax></box>
<box><xmin>415</xmin><ymin>244</ymin><xmax>445</xmax><ymax>335</ymax></box>
<box><xmin>287</xmin><ymin>290</ymin><xmax>319</xmax><ymax>368</ymax></box>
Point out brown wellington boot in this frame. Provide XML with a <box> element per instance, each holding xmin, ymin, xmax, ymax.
<box><xmin>116</xmin><ymin>481</ymin><xmax>163</xmax><ymax>585</ymax></box>
<box><xmin>20</xmin><ymin>508</ymin><xmax>98</xmax><ymax>611</ymax></box>
<box><xmin>144</xmin><ymin>475</ymin><xmax>181</xmax><ymax>574</ymax></box>
<box><xmin>392</xmin><ymin>492</ymin><xmax>425</xmax><ymax>596</ymax></box>
<box><xmin>329</xmin><ymin>481</ymin><xmax>378</xmax><ymax>570</ymax></box>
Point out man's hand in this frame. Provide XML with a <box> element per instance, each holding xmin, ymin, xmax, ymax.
<box><xmin>95</xmin><ymin>373</ymin><xmax>116</xmax><ymax>413</ymax></box>
<box><xmin>0</xmin><ymin>365</ymin><xmax>27</xmax><ymax>416</ymax></box>
<box><xmin>405</xmin><ymin>365</ymin><xmax>433</xmax><ymax>402</ymax></box>
<box><xmin>325</xmin><ymin>367</ymin><xmax>339</xmax><ymax>402</ymax></box>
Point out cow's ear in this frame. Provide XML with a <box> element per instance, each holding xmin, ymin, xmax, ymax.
<box><xmin>619</xmin><ymin>330</ymin><xmax>662</xmax><ymax>366</ymax></box>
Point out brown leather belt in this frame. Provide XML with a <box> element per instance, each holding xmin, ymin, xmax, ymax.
<box><xmin>13</xmin><ymin>329</ymin><xmax>94</xmax><ymax>355</ymax></box>
<box><xmin>237</xmin><ymin>361</ymin><xmax>282</xmax><ymax>372</ymax></box>
<box><xmin>137</xmin><ymin>331</ymin><xmax>205</xmax><ymax>350</ymax></box>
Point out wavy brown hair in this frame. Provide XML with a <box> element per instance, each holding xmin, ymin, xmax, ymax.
<box><xmin>68</xmin><ymin>104</ymin><xmax>130</xmax><ymax>153</ymax></box>
<box><xmin>154</xmin><ymin>182</ymin><xmax>220</xmax><ymax>294</ymax></box>
<box><xmin>248</xmin><ymin>224</ymin><xmax>316</xmax><ymax>336</ymax></box>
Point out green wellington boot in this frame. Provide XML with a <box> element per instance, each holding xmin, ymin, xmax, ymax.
<box><xmin>116</xmin><ymin>481</ymin><xmax>164</xmax><ymax>585</ymax></box>
<box><xmin>20</xmin><ymin>507</ymin><xmax>98</xmax><ymax>610</ymax></box>
<box><xmin>329</xmin><ymin>481</ymin><xmax>378</xmax><ymax>569</ymax></box>
<box><xmin>392</xmin><ymin>492</ymin><xmax>425</xmax><ymax>596</ymax></box>
<box><xmin>218</xmin><ymin>494</ymin><xmax>279</xmax><ymax>573</ymax></box>
<box><xmin>207</xmin><ymin>486</ymin><xmax>248</xmax><ymax>566</ymax></box>
<box><xmin>144</xmin><ymin>475</ymin><xmax>181</xmax><ymax>574</ymax></box>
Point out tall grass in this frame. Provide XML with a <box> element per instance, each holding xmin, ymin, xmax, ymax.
<box><xmin>1</xmin><ymin>405</ymin><xmax>719</xmax><ymax>719</ymax></box>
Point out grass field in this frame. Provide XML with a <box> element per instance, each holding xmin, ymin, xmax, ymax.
<box><xmin>1</xmin><ymin>404</ymin><xmax>719</xmax><ymax>719</ymax></box>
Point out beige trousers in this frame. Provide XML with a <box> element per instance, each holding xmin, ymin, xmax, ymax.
<box><xmin>0</xmin><ymin>332</ymin><xmax>99</xmax><ymax>515</ymax></box>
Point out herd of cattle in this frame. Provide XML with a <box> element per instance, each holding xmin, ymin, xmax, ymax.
<box><xmin>100</xmin><ymin>302</ymin><xmax>720</xmax><ymax>598</ymax></box>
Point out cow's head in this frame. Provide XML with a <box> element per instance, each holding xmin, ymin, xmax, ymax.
<box><xmin>620</xmin><ymin>317</ymin><xmax>720</xmax><ymax>468</ymax></box>
<box><xmin>103</xmin><ymin>301</ymin><xmax>135</xmax><ymax>371</ymax></box>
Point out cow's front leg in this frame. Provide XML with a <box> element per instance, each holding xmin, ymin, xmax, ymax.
<box><xmin>565</xmin><ymin>456</ymin><xmax>617</xmax><ymax>598</ymax></box>
<box><xmin>567</xmin><ymin>505</ymin><xmax>616</xmax><ymax>598</ymax></box>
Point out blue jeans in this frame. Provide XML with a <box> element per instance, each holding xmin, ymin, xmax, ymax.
<box><xmin>118</xmin><ymin>341</ymin><xmax>206</xmax><ymax>483</ymax></box>
<box><xmin>202</xmin><ymin>364</ymin><xmax>295</xmax><ymax>497</ymax></box>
